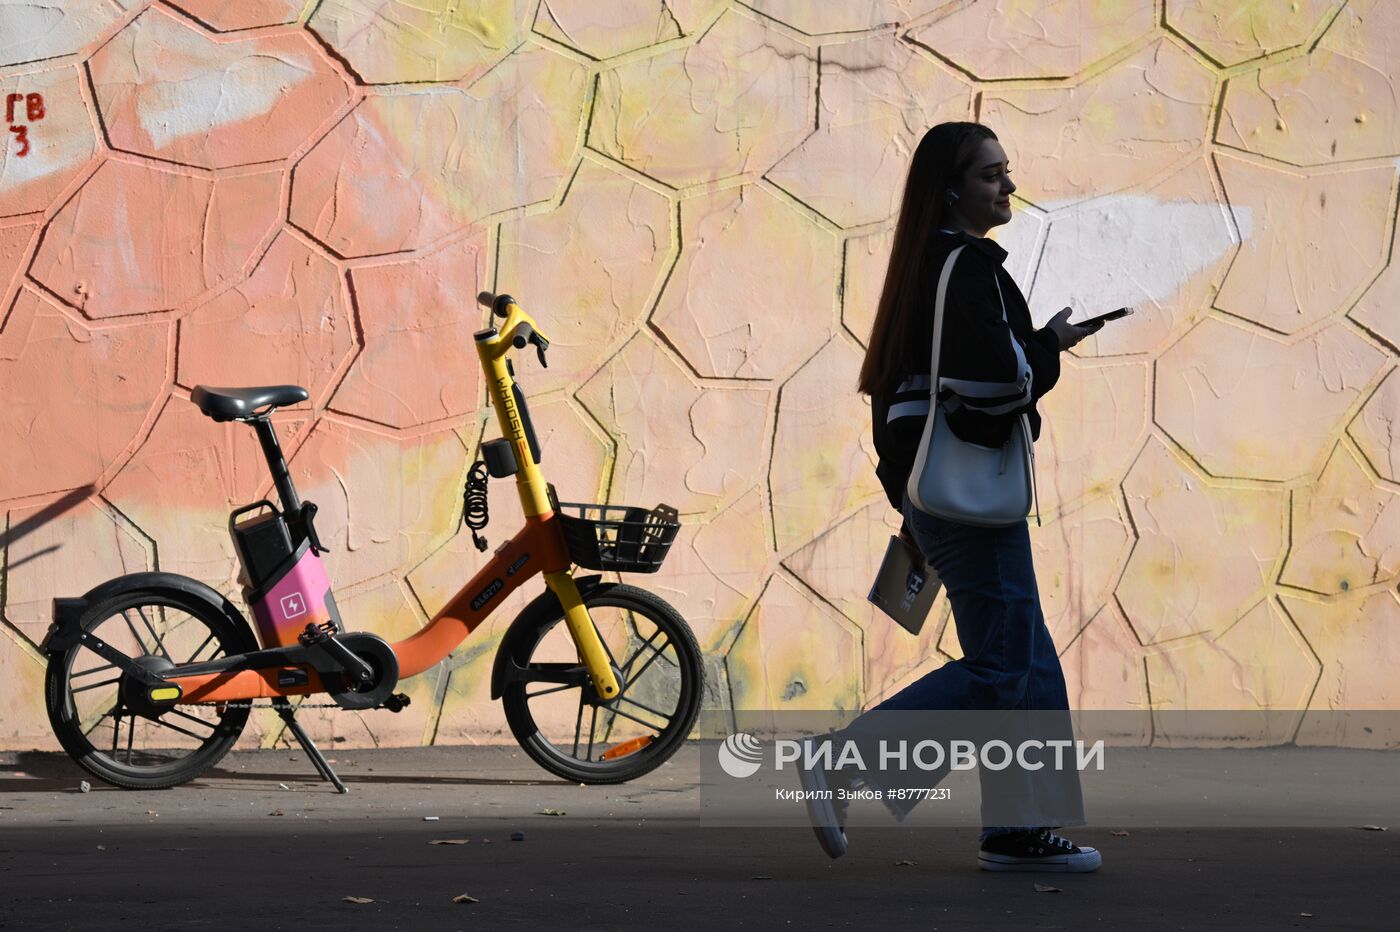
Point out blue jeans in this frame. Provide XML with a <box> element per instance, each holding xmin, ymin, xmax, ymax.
<box><xmin>837</xmin><ymin>493</ymin><xmax>1084</xmax><ymax>841</ymax></box>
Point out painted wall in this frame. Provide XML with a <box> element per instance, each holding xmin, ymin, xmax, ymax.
<box><xmin>1</xmin><ymin>0</ymin><xmax>1397</xmax><ymax>751</ymax></box>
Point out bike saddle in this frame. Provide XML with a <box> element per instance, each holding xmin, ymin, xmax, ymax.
<box><xmin>191</xmin><ymin>385</ymin><xmax>308</xmax><ymax>421</ymax></box>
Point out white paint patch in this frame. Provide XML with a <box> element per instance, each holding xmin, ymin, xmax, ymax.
<box><xmin>135</xmin><ymin>54</ymin><xmax>316</xmax><ymax>152</ymax></box>
<box><xmin>0</xmin><ymin>1</ymin><xmax>115</xmax><ymax>67</ymax></box>
<box><xmin>1027</xmin><ymin>195</ymin><xmax>1253</xmax><ymax>326</ymax></box>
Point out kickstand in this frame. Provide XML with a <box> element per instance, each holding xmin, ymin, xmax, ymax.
<box><xmin>272</xmin><ymin>697</ymin><xmax>348</xmax><ymax>794</ymax></box>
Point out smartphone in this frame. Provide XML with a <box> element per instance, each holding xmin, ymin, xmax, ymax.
<box><xmin>1076</xmin><ymin>307</ymin><xmax>1134</xmax><ymax>328</ymax></box>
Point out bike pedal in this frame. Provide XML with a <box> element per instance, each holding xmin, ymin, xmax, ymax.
<box><xmin>381</xmin><ymin>693</ymin><xmax>411</xmax><ymax>713</ymax></box>
<box><xmin>297</xmin><ymin>620</ymin><xmax>338</xmax><ymax>646</ymax></box>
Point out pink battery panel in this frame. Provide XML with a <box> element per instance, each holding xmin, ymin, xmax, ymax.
<box><xmin>250</xmin><ymin>548</ymin><xmax>332</xmax><ymax>648</ymax></box>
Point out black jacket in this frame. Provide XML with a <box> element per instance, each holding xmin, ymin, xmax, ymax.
<box><xmin>871</xmin><ymin>230</ymin><xmax>1062</xmax><ymax>512</ymax></box>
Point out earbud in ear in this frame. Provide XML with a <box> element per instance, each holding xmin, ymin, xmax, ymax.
<box><xmin>945</xmin><ymin>189</ymin><xmax>960</xmax><ymax>204</ymax></box>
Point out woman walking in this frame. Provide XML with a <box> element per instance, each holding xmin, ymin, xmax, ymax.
<box><xmin>799</xmin><ymin>121</ymin><xmax>1103</xmax><ymax>872</ymax></box>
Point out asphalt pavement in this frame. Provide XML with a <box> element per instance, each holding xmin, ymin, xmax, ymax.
<box><xmin>1</xmin><ymin>745</ymin><xmax>1396</xmax><ymax>931</ymax></box>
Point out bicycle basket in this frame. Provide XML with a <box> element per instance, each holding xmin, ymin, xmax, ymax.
<box><xmin>554</xmin><ymin>501</ymin><xmax>681</xmax><ymax>573</ymax></box>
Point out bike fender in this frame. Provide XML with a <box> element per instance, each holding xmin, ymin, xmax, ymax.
<box><xmin>489</xmin><ymin>575</ymin><xmax>606</xmax><ymax>700</ymax></box>
<box><xmin>41</xmin><ymin>572</ymin><xmax>251</xmax><ymax>656</ymax></box>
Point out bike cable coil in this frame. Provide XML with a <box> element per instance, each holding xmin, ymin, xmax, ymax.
<box><xmin>463</xmin><ymin>459</ymin><xmax>490</xmax><ymax>551</ymax></box>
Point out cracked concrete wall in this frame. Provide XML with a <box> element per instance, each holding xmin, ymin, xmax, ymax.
<box><xmin>1</xmin><ymin>0</ymin><xmax>1397</xmax><ymax>752</ymax></box>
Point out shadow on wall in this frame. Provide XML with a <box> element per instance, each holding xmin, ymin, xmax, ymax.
<box><xmin>1</xmin><ymin>486</ymin><xmax>92</xmax><ymax>576</ymax></box>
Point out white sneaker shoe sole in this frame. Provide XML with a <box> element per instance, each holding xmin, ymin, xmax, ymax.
<box><xmin>797</xmin><ymin>738</ymin><xmax>847</xmax><ymax>859</ymax></box>
<box><xmin>979</xmin><ymin>846</ymin><xmax>1102</xmax><ymax>872</ymax></box>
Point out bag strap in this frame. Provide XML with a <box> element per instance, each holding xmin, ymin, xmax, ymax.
<box><xmin>930</xmin><ymin>244</ymin><xmax>1043</xmax><ymax>528</ymax></box>
<box><xmin>928</xmin><ymin>244</ymin><xmax>965</xmax><ymax>395</ymax></box>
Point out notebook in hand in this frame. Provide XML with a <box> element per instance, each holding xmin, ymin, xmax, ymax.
<box><xmin>867</xmin><ymin>535</ymin><xmax>941</xmax><ymax>635</ymax></box>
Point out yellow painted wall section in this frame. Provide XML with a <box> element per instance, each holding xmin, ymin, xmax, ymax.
<box><xmin>2</xmin><ymin>1</ymin><xmax>1397</xmax><ymax>750</ymax></box>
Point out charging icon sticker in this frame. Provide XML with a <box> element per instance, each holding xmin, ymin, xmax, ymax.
<box><xmin>280</xmin><ymin>592</ymin><xmax>307</xmax><ymax>620</ymax></box>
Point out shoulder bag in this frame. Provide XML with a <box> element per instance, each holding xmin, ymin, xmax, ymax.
<box><xmin>905</xmin><ymin>244</ymin><xmax>1042</xmax><ymax>528</ymax></box>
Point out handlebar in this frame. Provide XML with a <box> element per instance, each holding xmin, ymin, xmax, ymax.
<box><xmin>475</xmin><ymin>291</ymin><xmax>550</xmax><ymax>368</ymax></box>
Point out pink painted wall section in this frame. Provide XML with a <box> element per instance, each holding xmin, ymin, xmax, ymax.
<box><xmin>2</xmin><ymin>1</ymin><xmax>1399</xmax><ymax>752</ymax></box>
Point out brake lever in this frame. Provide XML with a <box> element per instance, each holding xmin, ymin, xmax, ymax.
<box><xmin>533</xmin><ymin>333</ymin><xmax>549</xmax><ymax>369</ymax></box>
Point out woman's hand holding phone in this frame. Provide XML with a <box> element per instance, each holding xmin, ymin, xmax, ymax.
<box><xmin>1046</xmin><ymin>306</ymin><xmax>1133</xmax><ymax>350</ymax></box>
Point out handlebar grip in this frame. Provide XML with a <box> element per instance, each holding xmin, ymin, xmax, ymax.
<box><xmin>474</xmin><ymin>291</ymin><xmax>515</xmax><ymax>318</ymax></box>
<box><xmin>512</xmin><ymin>321</ymin><xmax>534</xmax><ymax>349</ymax></box>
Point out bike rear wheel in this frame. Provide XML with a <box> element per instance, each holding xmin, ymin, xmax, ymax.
<box><xmin>500</xmin><ymin>584</ymin><xmax>703</xmax><ymax>784</ymax></box>
<box><xmin>45</xmin><ymin>589</ymin><xmax>258</xmax><ymax>790</ymax></box>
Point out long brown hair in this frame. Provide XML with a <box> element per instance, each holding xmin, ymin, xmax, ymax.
<box><xmin>857</xmin><ymin>122</ymin><xmax>998</xmax><ymax>397</ymax></box>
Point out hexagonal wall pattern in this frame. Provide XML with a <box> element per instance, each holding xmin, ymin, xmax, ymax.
<box><xmin>911</xmin><ymin>0</ymin><xmax>1156</xmax><ymax>80</ymax></box>
<box><xmin>0</xmin><ymin>297</ymin><xmax>166</xmax><ymax>500</ymax></box>
<box><xmin>1280</xmin><ymin>442</ymin><xmax>1400</xmax><ymax>596</ymax></box>
<box><xmin>0</xmin><ymin>0</ymin><xmax>125</xmax><ymax>67</ymax></box>
<box><xmin>169</xmin><ymin>0</ymin><xmax>305</xmax><ymax>32</ymax></box>
<box><xmin>1349</xmin><ymin>367</ymin><xmax>1400</xmax><ymax>483</ymax></box>
<box><xmin>576</xmin><ymin>333</ymin><xmax>769</xmax><ymax>517</ymax></box>
<box><xmin>1031</xmin><ymin>358</ymin><xmax>1148</xmax><ymax>517</ymax></box>
<box><xmin>336</xmin><ymin>235</ymin><xmax>487</xmax><ymax>428</ymax></box>
<box><xmin>3</xmin><ymin>3</ymin><xmax>1400</xmax><ymax>751</ymax></box>
<box><xmin>308</xmin><ymin>0</ymin><xmax>533</xmax><ymax>85</ymax></box>
<box><xmin>1117</xmin><ymin>436</ymin><xmax>1285</xmax><ymax>644</ymax></box>
<box><xmin>726</xmin><ymin>573</ymin><xmax>863</xmax><ymax>714</ymax></box>
<box><xmin>1218</xmin><ymin>51</ymin><xmax>1400</xmax><ymax>167</ymax></box>
<box><xmin>653</xmin><ymin>184</ymin><xmax>837</xmax><ymax>379</ymax></box>
<box><xmin>31</xmin><ymin>162</ymin><xmax>282</xmax><ymax>317</ymax></box>
<box><xmin>1286</xmin><ymin>589</ymin><xmax>1400</xmax><ymax>729</ymax></box>
<box><xmin>769</xmin><ymin>337</ymin><xmax>882</xmax><ymax>552</ymax></box>
<box><xmin>1213</xmin><ymin>156</ymin><xmax>1393</xmax><ymax>335</ymax></box>
<box><xmin>1146</xmin><ymin>598</ymin><xmax>1319</xmax><ymax>744</ymax></box>
<box><xmin>1166</xmin><ymin>0</ymin><xmax>1338</xmax><ymax>67</ymax></box>
<box><xmin>179</xmin><ymin>232</ymin><xmax>354</xmax><ymax>408</ymax></box>
<box><xmin>495</xmin><ymin>159</ymin><xmax>672</xmax><ymax>396</ymax></box>
<box><xmin>590</xmin><ymin>9</ymin><xmax>814</xmax><ymax>188</ymax></box>
<box><xmin>3</xmin><ymin>494</ymin><xmax>151</xmax><ymax>647</ymax></box>
<box><xmin>533</xmin><ymin>0</ymin><xmax>722</xmax><ymax>59</ymax></box>
<box><xmin>286</xmin><ymin>421</ymin><xmax>466</xmax><ymax>590</ymax></box>
<box><xmin>290</xmin><ymin>47</ymin><xmax>587</xmax><ymax>257</ymax></box>
<box><xmin>982</xmin><ymin>39</ymin><xmax>1215</xmax><ymax>206</ymax></box>
<box><xmin>765</xmin><ymin>36</ymin><xmax>971</xmax><ymax>228</ymax></box>
<box><xmin>90</xmin><ymin>9</ymin><xmax>352</xmax><ymax>169</ymax></box>
<box><xmin>1154</xmin><ymin>318</ymin><xmax>1386</xmax><ymax>482</ymax></box>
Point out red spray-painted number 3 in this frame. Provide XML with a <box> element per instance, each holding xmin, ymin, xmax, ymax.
<box><xmin>5</xmin><ymin>92</ymin><xmax>45</xmax><ymax>157</ymax></box>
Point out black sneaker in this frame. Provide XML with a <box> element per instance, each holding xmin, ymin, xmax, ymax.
<box><xmin>978</xmin><ymin>828</ymin><xmax>1102</xmax><ymax>872</ymax></box>
<box><xmin>796</xmin><ymin>737</ymin><xmax>849</xmax><ymax>859</ymax></box>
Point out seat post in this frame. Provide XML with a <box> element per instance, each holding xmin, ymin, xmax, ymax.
<box><xmin>251</xmin><ymin>416</ymin><xmax>301</xmax><ymax>514</ymax></box>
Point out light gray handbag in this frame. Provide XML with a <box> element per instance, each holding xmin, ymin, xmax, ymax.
<box><xmin>905</xmin><ymin>244</ymin><xmax>1042</xmax><ymax>528</ymax></box>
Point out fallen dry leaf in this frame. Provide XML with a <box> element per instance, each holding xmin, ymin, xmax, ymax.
<box><xmin>429</xmin><ymin>839</ymin><xmax>469</xmax><ymax>846</ymax></box>
<box><xmin>538</xmin><ymin>808</ymin><xmax>566</xmax><ymax>816</ymax></box>
<box><xmin>268</xmin><ymin>809</ymin><xmax>284</xmax><ymax>817</ymax></box>
<box><xmin>1360</xmin><ymin>825</ymin><xmax>1387</xmax><ymax>832</ymax></box>
<box><xmin>894</xmin><ymin>859</ymin><xmax>916</xmax><ymax>866</ymax></box>
<box><xmin>1110</xmin><ymin>830</ymin><xmax>1130</xmax><ymax>837</ymax></box>
<box><xmin>1033</xmin><ymin>883</ymin><xmax>1062</xmax><ymax>893</ymax></box>
<box><xmin>452</xmin><ymin>894</ymin><xmax>479</xmax><ymax>904</ymax></box>
<box><xmin>342</xmin><ymin>896</ymin><xmax>374</xmax><ymax>905</ymax></box>
<box><xmin>1300</xmin><ymin>913</ymin><xmax>1313</xmax><ymax>918</ymax></box>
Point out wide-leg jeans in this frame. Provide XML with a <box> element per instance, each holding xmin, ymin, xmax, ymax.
<box><xmin>835</xmin><ymin>492</ymin><xmax>1085</xmax><ymax>838</ymax></box>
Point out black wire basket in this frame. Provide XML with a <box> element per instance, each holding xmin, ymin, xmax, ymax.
<box><xmin>554</xmin><ymin>500</ymin><xmax>681</xmax><ymax>573</ymax></box>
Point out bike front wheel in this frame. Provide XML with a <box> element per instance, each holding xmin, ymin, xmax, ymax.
<box><xmin>499</xmin><ymin>584</ymin><xmax>704</xmax><ymax>784</ymax></box>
